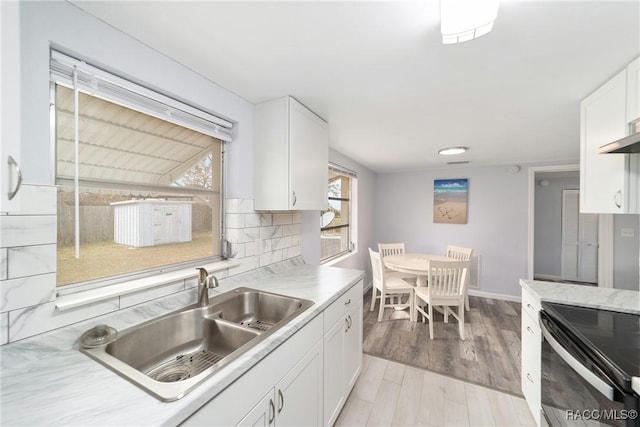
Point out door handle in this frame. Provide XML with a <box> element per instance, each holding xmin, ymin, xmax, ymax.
<box><xmin>614</xmin><ymin>190</ymin><xmax>622</xmax><ymax>209</ymax></box>
<box><xmin>277</xmin><ymin>389</ymin><xmax>284</xmax><ymax>413</ymax></box>
<box><xmin>292</xmin><ymin>190</ymin><xmax>297</xmax><ymax>207</ymax></box>
<box><xmin>7</xmin><ymin>155</ymin><xmax>22</xmax><ymax>201</ymax></box>
<box><xmin>269</xmin><ymin>398</ymin><xmax>275</xmax><ymax>424</ymax></box>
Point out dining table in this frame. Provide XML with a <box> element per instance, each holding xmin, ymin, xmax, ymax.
<box><xmin>383</xmin><ymin>253</ymin><xmax>453</xmax><ymax>287</ymax></box>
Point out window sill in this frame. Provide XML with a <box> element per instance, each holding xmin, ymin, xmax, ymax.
<box><xmin>322</xmin><ymin>250</ymin><xmax>357</xmax><ymax>266</ymax></box>
<box><xmin>55</xmin><ymin>259</ymin><xmax>239</xmax><ymax>311</ymax></box>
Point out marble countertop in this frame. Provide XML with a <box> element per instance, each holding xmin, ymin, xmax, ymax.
<box><xmin>520</xmin><ymin>279</ymin><xmax>640</xmax><ymax>314</ymax></box>
<box><xmin>0</xmin><ymin>261</ymin><xmax>364</xmax><ymax>426</ymax></box>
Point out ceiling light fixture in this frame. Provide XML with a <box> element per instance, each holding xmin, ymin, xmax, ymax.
<box><xmin>438</xmin><ymin>146</ymin><xmax>468</xmax><ymax>156</ymax></box>
<box><xmin>441</xmin><ymin>0</ymin><xmax>500</xmax><ymax>44</ymax></box>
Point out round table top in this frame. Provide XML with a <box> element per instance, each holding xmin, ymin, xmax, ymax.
<box><xmin>384</xmin><ymin>253</ymin><xmax>452</xmax><ymax>275</ymax></box>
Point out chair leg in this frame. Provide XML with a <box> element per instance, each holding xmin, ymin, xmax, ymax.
<box><xmin>428</xmin><ymin>303</ymin><xmax>434</xmax><ymax>339</ymax></box>
<box><xmin>459</xmin><ymin>304</ymin><xmax>465</xmax><ymax>340</ymax></box>
<box><xmin>444</xmin><ymin>306</ymin><xmax>449</xmax><ymax>323</ymax></box>
<box><xmin>377</xmin><ymin>293</ymin><xmax>385</xmax><ymax>322</ymax></box>
<box><xmin>465</xmin><ymin>294</ymin><xmax>470</xmax><ymax>311</ymax></box>
<box><xmin>369</xmin><ymin>287</ymin><xmax>377</xmax><ymax>312</ymax></box>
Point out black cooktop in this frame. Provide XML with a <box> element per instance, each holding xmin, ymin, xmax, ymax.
<box><xmin>542</xmin><ymin>302</ymin><xmax>640</xmax><ymax>392</ymax></box>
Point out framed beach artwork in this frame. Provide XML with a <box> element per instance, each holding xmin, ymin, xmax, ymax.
<box><xmin>433</xmin><ymin>178</ymin><xmax>468</xmax><ymax>224</ymax></box>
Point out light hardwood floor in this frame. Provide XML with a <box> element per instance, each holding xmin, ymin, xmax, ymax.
<box><xmin>336</xmin><ymin>354</ymin><xmax>536</xmax><ymax>427</ymax></box>
<box><xmin>363</xmin><ymin>291</ymin><xmax>522</xmax><ymax>395</ymax></box>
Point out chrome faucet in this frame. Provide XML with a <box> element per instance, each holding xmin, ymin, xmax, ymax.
<box><xmin>196</xmin><ymin>267</ymin><xmax>219</xmax><ymax>307</ymax></box>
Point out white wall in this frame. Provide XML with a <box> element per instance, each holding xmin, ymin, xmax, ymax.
<box><xmin>374</xmin><ymin>164</ymin><xmax>529</xmax><ymax>298</ymax></box>
<box><xmin>534</xmin><ymin>175</ymin><xmax>579</xmax><ymax>278</ymax></box>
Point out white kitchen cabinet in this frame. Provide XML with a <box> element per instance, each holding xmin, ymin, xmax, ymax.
<box><xmin>254</xmin><ymin>96</ymin><xmax>328</xmax><ymax>211</ymax></box>
<box><xmin>182</xmin><ymin>314</ymin><xmax>323</xmax><ymax>427</ymax></box>
<box><xmin>521</xmin><ymin>287</ymin><xmax>542</xmax><ymax>427</ymax></box>
<box><xmin>0</xmin><ymin>0</ymin><xmax>23</xmax><ymax>213</ymax></box>
<box><xmin>626</xmin><ymin>57</ymin><xmax>640</xmax><ymax>123</ymax></box>
<box><xmin>323</xmin><ymin>280</ymin><xmax>363</xmax><ymax>426</ymax></box>
<box><xmin>580</xmin><ymin>70</ymin><xmax>631</xmax><ymax>213</ymax></box>
<box><xmin>237</xmin><ymin>341</ymin><xmax>323</xmax><ymax>427</ymax></box>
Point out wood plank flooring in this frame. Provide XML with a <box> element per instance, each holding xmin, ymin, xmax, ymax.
<box><xmin>363</xmin><ymin>289</ymin><xmax>523</xmax><ymax>395</ymax></box>
<box><xmin>336</xmin><ymin>354</ymin><xmax>536</xmax><ymax>427</ymax></box>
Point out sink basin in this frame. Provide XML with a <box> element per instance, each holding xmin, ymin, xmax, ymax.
<box><xmin>80</xmin><ymin>287</ymin><xmax>313</xmax><ymax>401</ymax></box>
<box><xmin>203</xmin><ymin>288</ymin><xmax>311</xmax><ymax>331</ymax></box>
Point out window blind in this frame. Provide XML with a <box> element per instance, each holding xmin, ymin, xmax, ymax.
<box><xmin>329</xmin><ymin>163</ymin><xmax>357</xmax><ymax>178</ymax></box>
<box><xmin>50</xmin><ymin>50</ymin><xmax>233</xmax><ymax>142</ymax></box>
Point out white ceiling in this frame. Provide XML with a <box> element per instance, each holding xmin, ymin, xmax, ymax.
<box><xmin>71</xmin><ymin>1</ymin><xmax>640</xmax><ymax>173</ymax></box>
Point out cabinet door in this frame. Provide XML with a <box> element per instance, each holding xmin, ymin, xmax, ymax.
<box><xmin>323</xmin><ymin>317</ymin><xmax>346</xmax><ymax>426</ymax></box>
<box><xmin>237</xmin><ymin>390</ymin><xmax>275</xmax><ymax>427</ymax></box>
<box><xmin>521</xmin><ymin>311</ymin><xmax>541</xmax><ymax>427</ymax></box>
<box><xmin>580</xmin><ymin>70</ymin><xmax>629</xmax><ymax>213</ymax></box>
<box><xmin>0</xmin><ymin>0</ymin><xmax>22</xmax><ymax>213</ymax></box>
<box><xmin>276</xmin><ymin>341</ymin><xmax>323</xmax><ymax>426</ymax></box>
<box><xmin>288</xmin><ymin>98</ymin><xmax>328</xmax><ymax>210</ymax></box>
<box><xmin>344</xmin><ymin>303</ymin><xmax>363</xmax><ymax>393</ymax></box>
<box><xmin>627</xmin><ymin>57</ymin><xmax>640</xmax><ymax>123</ymax></box>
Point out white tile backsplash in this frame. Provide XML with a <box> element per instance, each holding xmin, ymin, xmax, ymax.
<box><xmin>0</xmin><ymin>215</ymin><xmax>56</xmax><ymax>247</ymax></box>
<box><xmin>119</xmin><ymin>280</ymin><xmax>187</xmax><ymax>309</ymax></box>
<box><xmin>0</xmin><ymin>248</ymin><xmax>6</xmax><ymax>280</ymax></box>
<box><xmin>7</xmin><ymin>244</ymin><xmax>56</xmax><ymax>278</ymax></box>
<box><xmin>1</xmin><ymin>273</ymin><xmax>56</xmax><ymax>312</ymax></box>
<box><xmin>0</xmin><ymin>312</ymin><xmax>7</xmax><ymax>345</ymax></box>
<box><xmin>9</xmin><ymin>298</ymin><xmax>120</xmax><ymax>341</ymax></box>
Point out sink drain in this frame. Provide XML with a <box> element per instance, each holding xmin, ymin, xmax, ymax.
<box><xmin>146</xmin><ymin>349</ymin><xmax>224</xmax><ymax>382</ymax></box>
<box><xmin>240</xmin><ymin>319</ymin><xmax>273</xmax><ymax>332</ymax></box>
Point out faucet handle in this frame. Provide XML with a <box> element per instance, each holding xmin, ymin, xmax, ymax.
<box><xmin>207</xmin><ymin>275</ymin><xmax>219</xmax><ymax>288</ymax></box>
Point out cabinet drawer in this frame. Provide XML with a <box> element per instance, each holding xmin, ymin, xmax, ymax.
<box><xmin>522</xmin><ymin>287</ymin><xmax>541</xmax><ymax>321</ymax></box>
<box><xmin>324</xmin><ymin>280</ymin><xmax>363</xmax><ymax>332</ymax></box>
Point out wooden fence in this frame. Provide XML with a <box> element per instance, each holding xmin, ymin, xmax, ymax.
<box><xmin>57</xmin><ymin>204</ymin><xmax>213</xmax><ymax>245</ymax></box>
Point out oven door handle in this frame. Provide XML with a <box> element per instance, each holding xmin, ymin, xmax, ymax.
<box><xmin>541</xmin><ymin>321</ymin><xmax>614</xmax><ymax>401</ymax></box>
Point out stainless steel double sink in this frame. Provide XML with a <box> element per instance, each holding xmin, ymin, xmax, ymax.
<box><xmin>80</xmin><ymin>287</ymin><xmax>314</xmax><ymax>401</ymax></box>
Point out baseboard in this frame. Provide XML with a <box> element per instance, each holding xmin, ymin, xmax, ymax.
<box><xmin>533</xmin><ymin>274</ymin><xmax>562</xmax><ymax>281</ymax></box>
<box><xmin>468</xmin><ymin>289</ymin><xmax>521</xmax><ymax>303</ymax></box>
<box><xmin>363</xmin><ymin>280</ymin><xmax>373</xmax><ymax>295</ymax></box>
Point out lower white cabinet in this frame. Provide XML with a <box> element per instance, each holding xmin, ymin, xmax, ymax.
<box><xmin>238</xmin><ymin>341</ymin><xmax>323</xmax><ymax>427</ymax></box>
<box><xmin>182</xmin><ymin>315</ymin><xmax>323</xmax><ymax>427</ymax></box>
<box><xmin>521</xmin><ymin>287</ymin><xmax>542</xmax><ymax>427</ymax></box>
<box><xmin>323</xmin><ymin>281</ymin><xmax>363</xmax><ymax>426</ymax></box>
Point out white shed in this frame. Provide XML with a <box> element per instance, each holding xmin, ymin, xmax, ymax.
<box><xmin>111</xmin><ymin>200</ymin><xmax>193</xmax><ymax>247</ymax></box>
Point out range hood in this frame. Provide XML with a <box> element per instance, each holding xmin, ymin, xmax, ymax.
<box><xmin>598</xmin><ymin>132</ymin><xmax>640</xmax><ymax>154</ymax></box>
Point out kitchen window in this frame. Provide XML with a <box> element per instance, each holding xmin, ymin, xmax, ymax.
<box><xmin>50</xmin><ymin>50</ymin><xmax>232</xmax><ymax>288</ymax></box>
<box><xmin>321</xmin><ymin>164</ymin><xmax>356</xmax><ymax>262</ymax></box>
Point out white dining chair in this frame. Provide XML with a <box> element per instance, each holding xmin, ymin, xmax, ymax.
<box><xmin>414</xmin><ymin>260</ymin><xmax>469</xmax><ymax>340</ymax></box>
<box><xmin>378</xmin><ymin>242</ymin><xmax>411</xmax><ymax>280</ymax></box>
<box><xmin>369</xmin><ymin>248</ymin><xmax>415</xmax><ymax>321</ymax></box>
<box><xmin>445</xmin><ymin>245</ymin><xmax>474</xmax><ymax>311</ymax></box>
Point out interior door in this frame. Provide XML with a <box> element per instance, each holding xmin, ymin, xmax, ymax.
<box><xmin>561</xmin><ymin>190</ymin><xmax>599</xmax><ymax>283</ymax></box>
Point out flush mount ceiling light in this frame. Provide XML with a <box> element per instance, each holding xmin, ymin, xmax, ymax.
<box><xmin>441</xmin><ymin>0</ymin><xmax>500</xmax><ymax>44</ymax></box>
<box><xmin>438</xmin><ymin>146</ymin><xmax>468</xmax><ymax>156</ymax></box>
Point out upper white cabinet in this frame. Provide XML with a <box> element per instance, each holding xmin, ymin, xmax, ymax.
<box><xmin>254</xmin><ymin>96</ymin><xmax>328</xmax><ymax>211</ymax></box>
<box><xmin>580</xmin><ymin>57</ymin><xmax>640</xmax><ymax>214</ymax></box>
<box><xmin>626</xmin><ymin>57</ymin><xmax>640</xmax><ymax>123</ymax></box>
<box><xmin>0</xmin><ymin>1</ymin><xmax>23</xmax><ymax>213</ymax></box>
